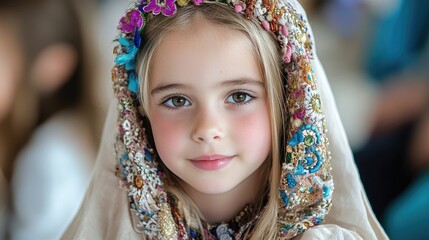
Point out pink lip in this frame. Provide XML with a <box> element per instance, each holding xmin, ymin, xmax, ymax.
<box><xmin>190</xmin><ymin>154</ymin><xmax>234</xmax><ymax>171</ymax></box>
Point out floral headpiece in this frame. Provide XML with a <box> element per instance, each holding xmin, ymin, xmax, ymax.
<box><xmin>113</xmin><ymin>0</ymin><xmax>333</xmax><ymax>239</ymax></box>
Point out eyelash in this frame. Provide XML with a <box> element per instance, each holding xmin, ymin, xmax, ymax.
<box><xmin>160</xmin><ymin>90</ymin><xmax>256</xmax><ymax>110</ymax></box>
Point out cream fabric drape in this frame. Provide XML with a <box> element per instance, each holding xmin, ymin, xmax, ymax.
<box><xmin>62</xmin><ymin>0</ymin><xmax>388</xmax><ymax>239</ymax></box>
<box><xmin>62</xmin><ymin>62</ymin><xmax>388</xmax><ymax>240</ymax></box>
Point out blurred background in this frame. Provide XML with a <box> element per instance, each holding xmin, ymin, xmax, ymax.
<box><xmin>0</xmin><ymin>0</ymin><xmax>428</xmax><ymax>239</ymax></box>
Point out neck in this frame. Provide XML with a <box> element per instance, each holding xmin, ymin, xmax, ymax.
<box><xmin>184</xmin><ymin>163</ymin><xmax>268</xmax><ymax>224</ymax></box>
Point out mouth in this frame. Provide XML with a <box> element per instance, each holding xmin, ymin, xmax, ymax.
<box><xmin>190</xmin><ymin>154</ymin><xmax>235</xmax><ymax>171</ymax></box>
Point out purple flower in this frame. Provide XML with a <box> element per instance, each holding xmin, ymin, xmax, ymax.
<box><xmin>119</xmin><ymin>10</ymin><xmax>144</xmax><ymax>33</ymax></box>
<box><xmin>143</xmin><ymin>0</ymin><xmax>177</xmax><ymax>16</ymax></box>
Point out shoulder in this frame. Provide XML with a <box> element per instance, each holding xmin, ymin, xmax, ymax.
<box><xmin>10</xmin><ymin>111</ymin><xmax>95</xmax><ymax>240</ymax></box>
<box><xmin>15</xmin><ymin>111</ymin><xmax>95</xmax><ymax>172</ymax></box>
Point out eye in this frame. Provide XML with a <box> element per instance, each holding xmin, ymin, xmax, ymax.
<box><xmin>226</xmin><ymin>91</ymin><xmax>254</xmax><ymax>104</ymax></box>
<box><xmin>162</xmin><ymin>96</ymin><xmax>191</xmax><ymax>108</ymax></box>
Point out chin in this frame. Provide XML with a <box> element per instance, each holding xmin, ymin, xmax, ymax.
<box><xmin>186</xmin><ymin>177</ymin><xmax>242</xmax><ymax>195</ymax></box>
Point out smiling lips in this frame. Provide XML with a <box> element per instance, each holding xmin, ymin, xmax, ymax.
<box><xmin>190</xmin><ymin>154</ymin><xmax>235</xmax><ymax>171</ymax></box>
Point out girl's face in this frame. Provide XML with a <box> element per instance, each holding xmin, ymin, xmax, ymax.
<box><xmin>148</xmin><ymin>19</ymin><xmax>271</xmax><ymax>195</ymax></box>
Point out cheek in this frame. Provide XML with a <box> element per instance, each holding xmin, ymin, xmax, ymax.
<box><xmin>149</xmin><ymin>113</ymin><xmax>187</xmax><ymax>163</ymax></box>
<box><xmin>231</xmin><ymin>105</ymin><xmax>272</xmax><ymax>155</ymax></box>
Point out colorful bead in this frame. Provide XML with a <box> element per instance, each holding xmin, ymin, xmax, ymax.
<box><xmin>135</xmin><ymin>175</ymin><xmax>143</xmax><ymax>189</ymax></box>
<box><xmin>193</xmin><ymin>0</ymin><xmax>204</xmax><ymax>5</ymax></box>
<box><xmin>177</xmin><ymin>0</ymin><xmax>190</xmax><ymax>6</ymax></box>
<box><xmin>261</xmin><ymin>19</ymin><xmax>270</xmax><ymax>30</ymax></box>
<box><xmin>281</xmin><ymin>24</ymin><xmax>288</xmax><ymax>36</ymax></box>
<box><xmin>234</xmin><ymin>4</ymin><xmax>243</xmax><ymax>13</ymax></box>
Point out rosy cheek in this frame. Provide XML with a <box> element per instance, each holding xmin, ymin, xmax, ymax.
<box><xmin>150</xmin><ymin>113</ymin><xmax>186</xmax><ymax>164</ymax></box>
<box><xmin>231</xmin><ymin>106</ymin><xmax>271</xmax><ymax>156</ymax></box>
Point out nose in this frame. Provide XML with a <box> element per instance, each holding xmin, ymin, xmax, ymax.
<box><xmin>191</xmin><ymin>107</ymin><xmax>224</xmax><ymax>143</ymax></box>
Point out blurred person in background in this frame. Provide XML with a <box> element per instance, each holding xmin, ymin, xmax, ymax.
<box><xmin>0</xmin><ymin>0</ymin><xmax>100</xmax><ymax>239</ymax></box>
<box><xmin>0</xmin><ymin>3</ymin><xmax>26</xmax><ymax>239</ymax></box>
<box><xmin>354</xmin><ymin>0</ymin><xmax>429</xmax><ymax>239</ymax></box>
<box><xmin>0</xmin><ymin>2</ymin><xmax>26</xmax><ymax>181</ymax></box>
<box><xmin>298</xmin><ymin>1</ymin><xmax>429</xmax><ymax>238</ymax></box>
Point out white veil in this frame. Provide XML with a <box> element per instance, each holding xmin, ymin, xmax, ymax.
<box><xmin>62</xmin><ymin>0</ymin><xmax>388</xmax><ymax>239</ymax></box>
<box><xmin>62</xmin><ymin>56</ymin><xmax>388</xmax><ymax>240</ymax></box>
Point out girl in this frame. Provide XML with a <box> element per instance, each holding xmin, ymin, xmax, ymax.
<box><xmin>64</xmin><ymin>0</ymin><xmax>387</xmax><ymax>239</ymax></box>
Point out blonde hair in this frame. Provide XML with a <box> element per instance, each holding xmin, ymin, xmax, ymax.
<box><xmin>137</xmin><ymin>3</ymin><xmax>285</xmax><ymax>239</ymax></box>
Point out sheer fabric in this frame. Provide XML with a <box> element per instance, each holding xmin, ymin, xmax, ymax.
<box><xmin>62</xmin><ymin>0</ymin><xmax>388</xmax><ymax>239</ymax></box>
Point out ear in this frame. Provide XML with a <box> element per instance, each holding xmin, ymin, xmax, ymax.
<box><xmin>30</xmin><ymin>43</ymin><xmax>78</xmax><ymax>94</ymax></box>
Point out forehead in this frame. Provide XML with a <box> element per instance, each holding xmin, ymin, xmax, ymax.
<box><xmin>149</xmin><ymin>19</ymin><xmax>262</xmax><ymax>87</ymax></box>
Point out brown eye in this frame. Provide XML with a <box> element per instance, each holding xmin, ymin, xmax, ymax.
<box><xmin>163</xmin><ymin>96</ymin><xmax>190</xmax><ymax>108</ymax></box>
<box><xmin>232</xmin><ymin>93</ymin><xmax>247</xmax><ymax>103</ymax></box>
<box><xmin>172</xmin><ymin>97</ymin><xmax>186</xmax><ymax>107</ymax></box>
<box><xmin>226</xmin><ymin>92</ymin><xmax>254</xmax><ymax>104</ymax></box>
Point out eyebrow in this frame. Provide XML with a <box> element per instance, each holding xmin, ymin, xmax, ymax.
<box><xmin>150</xmin><ymin>78</ymin><xmax>264</xmax><ymax>95</ymax></box>
<box><xmin>151</xmin><ymin>83</ymin><xmax>190</xmax><ymax>95</ymax></box>
<box><xmin>220</xmin><ymin>78</ymin><xmax>264</xmax><ymax>88</ymax></box>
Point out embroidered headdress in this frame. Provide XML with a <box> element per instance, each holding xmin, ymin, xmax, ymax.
<box><xmin>113</xmin><ymin>0</ymin><xmax>333</xmax><ymax>239</ymax></box>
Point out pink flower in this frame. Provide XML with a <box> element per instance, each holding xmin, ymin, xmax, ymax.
<box><xmin>119</xmin><ymin>10</ymin><xmax>144</xmax><ymax>33</ymax></box>
<box><xmin>193</xmin><ymin>0</ymin><xmax>203</xmax><ymax>5</ymax></box>
<box><xmin>143</xmin><ymin>0</ymin><xmax>177</xmax><ymax>16</ymax></box>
